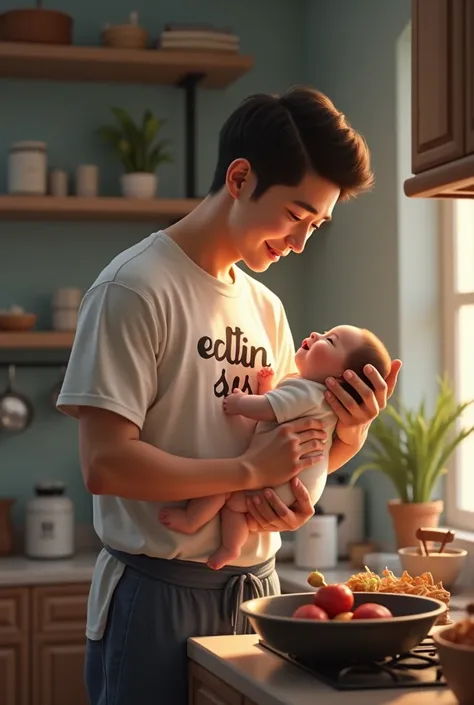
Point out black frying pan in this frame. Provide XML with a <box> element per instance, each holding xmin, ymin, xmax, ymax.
<box><xmin>240</xmin><ymin>592</ymin><xmax>446</xmax><ymax>664</ymax></box>
<box><xmin>0</xmin><ymin>365</ymin><xmax>34</xmax><ymax>432</ymax></box>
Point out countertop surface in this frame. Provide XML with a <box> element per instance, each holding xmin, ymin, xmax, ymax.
<box><xmin>0</xmin><ymin>551</ymin><xmax>98</xmax><ymax>586</ymax></box>
<box><xmin>188</xmin><ymin>632</ymin><xmax>459</xmax><ymax>705</ymax></box>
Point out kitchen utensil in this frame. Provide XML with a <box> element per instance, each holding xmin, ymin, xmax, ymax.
<box><xmin>25</xmin><ymin>482</ymin><xmax>75</xmax><ymax>559</ymax></box>
<box><xmin>415</xmin><ymin>526</ymin><xmax>456</xmax><ymax>555</ymax></box>
<box><xmin>0</xmin><ymin>365</ymin><xmax>34</xmax><ymax>432</ymax></box>
<box><xmin>398</xmin><ymin>546</ymin><xmax>467</xmax><ymax>588</ymax></box>
<box><xmin>0</xmin><ymin>498</ymin><xmax>15</xmax><ymax>555</ymax></box>
<box><xmin>240</xmin><ymin>592</ymin><xmax>446</xmax><ymax>664</ymax></box>
<box><xmin>0</xmin><ymin>8</ymin><xmax>73</xmax><ymax>44</ymax></box>
<box><xmin>434</xmin><ymin>622</ymin><xmax>474</xmax><ymax>705</ymax></box>
<box><xmin>0</xmin><ymin>311</ymin><xmax>37</xmax><ymax>331</ymax></box>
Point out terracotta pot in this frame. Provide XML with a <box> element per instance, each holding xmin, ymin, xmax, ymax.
<box><xmin>387</xmin><ymin>499</ymin><xmax>443</xmax><ymax>549</ymax></box>
<box><xmin>0</xmin><ymin>498</ymin><xmax>15</xmax><ymax>556</ymax></box>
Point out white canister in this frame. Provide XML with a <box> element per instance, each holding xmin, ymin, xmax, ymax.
<box><xmin>294</xmin><ymin>514</ymin><xmax>338</xmax><ymax>570</ymax></box>
<box><xmin>25</xmin><ymin>482</ymin><xmax>75</xmax><ymax>559</ymax></box>
<box><xmin>52</xmin><ymin>288</ymin><xmax>83</xmax><ymax>331</ymax></box>
<box><xmin>75</xmin><ymin>164</ymin><xmax>99</xmax><ymax>197</ymax></box>
<box><xmin>8</xmin><ymin>141</ymin><xmax>47</xmax><ymax>195</ymax></box>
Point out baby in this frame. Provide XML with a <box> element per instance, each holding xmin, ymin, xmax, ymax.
<box><xmin>159</xmin><ymin>325</ymin><xmax>391</xmax><ymax>570</ymax></box>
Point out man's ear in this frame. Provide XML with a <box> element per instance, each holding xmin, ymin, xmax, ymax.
<box><xmin>226</xmin><ymin>159</ymin><xmax>251</xmax><ymax>198</ymax></box>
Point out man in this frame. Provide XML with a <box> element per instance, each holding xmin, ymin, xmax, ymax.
<box><xmin>57</xmin><ymin>86</ymin><xmax>401</xmax><ymax>704</ymax></box>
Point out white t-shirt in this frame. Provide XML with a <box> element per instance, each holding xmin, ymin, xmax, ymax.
<box><xmin>57</xmin><ymin>231</ymin><xmax>296</xmax><ymax>638</ymax></box>
<box><xmin>258</xmin><ymin>377</ymin><xmax>337</xmax><ymax>506</ymax></box>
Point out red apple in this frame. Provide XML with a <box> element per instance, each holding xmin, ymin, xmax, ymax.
<box><xmin>313</xmin><ymin>584</ymin><xmax>354</xmax><ymax>618</ymax></box>
<box><xmin>352</xmin><ymin>603</ymin><xmax>393</xmax><ymax>620</ymax></box>
<box><xmin>292</xmin><ymin>604</ymin><xmax>329</xmax><ymax>620</ymax></box>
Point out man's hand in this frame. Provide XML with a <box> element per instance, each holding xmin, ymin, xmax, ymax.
<box><xmin>325</xmin><ymin>359</ymin><xmax>402</xmax><ymax>448</ymax></box>
<box><xmin>245</xmin><ymin>478</ymin><xmax>314</xmax><ymax>532</ymax></box>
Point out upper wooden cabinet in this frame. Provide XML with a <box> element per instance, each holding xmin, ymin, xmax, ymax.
<box><xmin>405</xmin><ymin>0</ymin><xmax>474</xmax><ymax>198</ymax></box>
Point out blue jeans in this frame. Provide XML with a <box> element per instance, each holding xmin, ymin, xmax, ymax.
<box><xmin>84</xmin><ymin>550</ymin><xmax>279</xmax><ymax>705</ymax></box>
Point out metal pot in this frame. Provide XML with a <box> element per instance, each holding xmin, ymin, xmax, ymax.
<box><xmin>0</xmin><ymin>365</ymin><xmax>34</xmax><ymax>432</ymax></box>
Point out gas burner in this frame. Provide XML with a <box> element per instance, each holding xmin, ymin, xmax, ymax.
<box><xmin>259</xmin><ymin>636</ymin><xmax>447</xmax><ymax>691</ymax></box>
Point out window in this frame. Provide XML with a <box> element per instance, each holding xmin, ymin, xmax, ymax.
<box><xmin>441</xmin><ymin>201</ymin><xmax>474</xmax><ymax>531</ymax></box>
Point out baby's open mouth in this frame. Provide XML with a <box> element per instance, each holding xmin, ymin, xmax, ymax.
<box><xmin>302</xmin><ymin>340</ymin><xmax>309</xmax><ymax>350</ymax></box>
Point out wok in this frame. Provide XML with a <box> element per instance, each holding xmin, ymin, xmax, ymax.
<box><xmin>240</xmin><ymin>592</ymin><xmax>446</xmax><ymax>664</ymax></box>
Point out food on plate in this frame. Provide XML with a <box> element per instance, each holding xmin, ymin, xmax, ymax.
<box><xmin>313</xmin><ymin>583</ymin><xmax>354</xmax><ymax>618</ymax></box>
<box><xmin>442</xmin><ymin>603</ymin><xmax>474</xmax><ymax>646</ymax></box>
<box><xmin>292</xmin><ymin>604</ymin><xmax>329</xmax><ymax>620</ymax></box>
<box><xmin>332</xmin><ymin>611</ymin><xmax>354</xmax><ymax>621</ymax></box>
<box><xmin>344</xmin><ymin>565</ymin><xmax>451</xmax><ymax>624</ymax></box>
<box><xmin>352</xmin><ymin>603</ymin><xmax>393</xmax><ymax>620</ymax></box>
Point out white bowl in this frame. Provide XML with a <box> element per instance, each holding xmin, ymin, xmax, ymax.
<box><xmin>398</xmin><ymin>547</ymin><xmax>467</xmax><ymax>588</ymax></box>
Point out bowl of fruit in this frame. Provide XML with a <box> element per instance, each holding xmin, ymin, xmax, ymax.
<box><xmin>433</xmin><ymin>604</ymin><xmax>474</xmax><ymax>705</ymax></box>
<box><xmin>240</xmin><ymin>571</ymin><xmax>447</xmax><ymax>664</ymax></box>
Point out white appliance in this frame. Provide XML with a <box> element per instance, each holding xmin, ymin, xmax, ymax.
<box><xmin>318</xmin><ymin>484</ymin><xmax>365</xmax><ymax>558</ymax></box>
<box><xmin>25</xmin><ymin>482</ymin><xmax>75</xmax><ymax>559</ymax></box>
<box><xmin>294</xmin><ymin>514</ymin><xmax>338</xmax><ymax>570</ymax></box>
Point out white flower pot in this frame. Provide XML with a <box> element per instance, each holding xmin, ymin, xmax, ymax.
<box><xmin>121</xmin><ymin>172</ymin><xmax>158</xmax><ymax>199</ymax></box>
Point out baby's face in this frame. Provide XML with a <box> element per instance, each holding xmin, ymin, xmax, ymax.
<box><xmin>295</xmin><ymin>325</ymin><xmax>364</xmax><ymax>383</ymax></box>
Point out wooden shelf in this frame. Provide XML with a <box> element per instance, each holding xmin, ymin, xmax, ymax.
<box><xmin>0</xmin><ymin>332</ymin><xmax>74</xmax><ymax>349</ymax></box>
<box><xmin>0</xmin><ymin>196</ymin><xmax>201</xmax><ymax>221</ymax></box>
<box><xmin>0</xmin><ymin>42</ymin><xmax>254</xmax><ymax>88</ymax></box>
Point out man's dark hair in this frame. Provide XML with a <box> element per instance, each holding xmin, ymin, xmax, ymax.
<box><xmin>209</xmin><ymin>86</ymin><xmax>374</xmax><ymax>200</ymax></box>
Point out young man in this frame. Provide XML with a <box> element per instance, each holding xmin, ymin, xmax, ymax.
<box><xmin>57</xmin><ymin>86</ymin><xmax>401</xmax><ymax>705</ymax></box>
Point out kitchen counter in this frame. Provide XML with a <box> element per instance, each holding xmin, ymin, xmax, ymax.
<box><xmin>188</xmin><ymin>632</ymin><xmax>459</xmax><ymax>705</ymax></box>
<box><xmin>0</xmin><ymin>551</ymin><xmax>98</xmax><ymax>585</ymax></box>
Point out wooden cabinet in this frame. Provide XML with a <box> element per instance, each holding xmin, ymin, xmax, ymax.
<box><xmin>188</xmin><ymin>662</ymin><xmax>258</xmax><ymax>705</ymax></box>
<box><xmin>0</xmin><ymin>589</ymin><xmax>29</xmax><ymax>705</ymax></box>
<box><xmin>31</xmin><ymin>585</ymin><xmax>89</xmax><ymax>705</ymax></box>
<box><xmin>0</xmin><ymin>584</ymin><xmax>88</xmax><ymax>705</ymax></box>
<box><xmin>406</xmin><ymin>0</ymin><xmax>474</xmax><ymax>197</ymax></box>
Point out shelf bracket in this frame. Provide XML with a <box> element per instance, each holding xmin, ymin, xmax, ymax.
<box><xmin>177</xmin><ymin>73</ymin><xmax>205</xmax><ymax>199</ymax></box>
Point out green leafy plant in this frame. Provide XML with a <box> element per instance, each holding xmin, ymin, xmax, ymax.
<box><xmin>97</xmin><ymin>107</ymin><xmax>172</xmax><ymax>174</ymax></box>
<box><xmin>350</xmin><ymin>377</ymin><xmax>474</xmax><ymax>503</ymax></box>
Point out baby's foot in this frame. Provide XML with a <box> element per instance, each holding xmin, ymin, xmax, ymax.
<box><xmin>159</xmin><ymin>508</ymin><xmax>197</xmax><ymax>534</ymax></box>
<box><xmin>257</xmin><ymin>366</ymin><xmax>275</xmax><ymax>394</ymax></box>
<box><xmin>207</xmin><ymin>545</ymin><xmax>241</xmax><ymax>571</ymax></box>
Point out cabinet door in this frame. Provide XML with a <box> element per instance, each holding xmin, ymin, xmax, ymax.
<box><xmin>32</xmin><ymin>635</ymin><xmax>88</xmax><ymax>705</ymax></box>
<box><xmin>0</xmin><ymin>644</ymin><xmax>28</xmax><ymax>705</ymax></box>
<box><xmin>465</xmin><ymin>0</ymin><xmax>474</xmax><ymax>152</ymax></box>
<box><xmin>412</xmin><ymin>0</ymin><xmax>465</xmax><ymax>173</ymax></box>
<box><xmin>189</xmin><ymin>662</ymin><xmax>242</xmax><ymax>705</ymax></box>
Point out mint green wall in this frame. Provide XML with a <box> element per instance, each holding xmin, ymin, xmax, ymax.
<box><xmin>0</xmin><ymin>0</ymin><xmax>308</xmax><ymax>524</ymax></box>
<box><xmin>305</xmin><ymin>0</ymin><xmax>441</xmax><ymax>549</ymax></box>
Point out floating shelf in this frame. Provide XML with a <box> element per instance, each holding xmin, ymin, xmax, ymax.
<box><xmin>0</xmin><ymin>196</ymin><xmax>201</xmax><ymax>222</ymax></box>
<box><xmin>0</xmin><ymin>332</ymin><xmax>74</xmax><ymax>349</ymax></box>
<box><xmin>0</xmin><ymin>42</ymin><xmax>254</xmax><ymax>88</ymax></box>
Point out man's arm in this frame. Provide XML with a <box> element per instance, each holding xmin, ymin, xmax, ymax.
<box><xmin>327</xmin><ymin>426</ymin><xmax>369</xmax><ymax>473</ymax></box>
<box><xmin>79</xmin><ymin>406</ymin><xmax>322</xmax><ymax>502</ymax></box>
<box><xmin>223</xmin><ymin>390</ymin><xmax>276</xmax><ymax>422</ymax></box>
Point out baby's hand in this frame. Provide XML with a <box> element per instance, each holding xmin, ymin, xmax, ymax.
<box><xmin>223</xmin><ymin>389</ymin><xmax>245</xmax><ymax>415</ymax></box>
<box><xmin>257</xmin><ymin>366</ymin><xmax>275</xmax><ymax>394</ymax></box>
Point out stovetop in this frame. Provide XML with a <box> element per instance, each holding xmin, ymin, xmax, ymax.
<box><xmin>259</xmin><ymin>636</ymin><xmax>446</xmax><ymax>691</ymax></box>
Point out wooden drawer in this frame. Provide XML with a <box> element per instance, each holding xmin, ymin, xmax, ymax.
<box><xmin>0</xmin><ymin>588</ymin><xmax>29</xmax><ymax>641</ymax></box>
<box><xmin>32</xmin><ymin>584</ymin><xmax>89</xmax><ymax>635</ymax></box>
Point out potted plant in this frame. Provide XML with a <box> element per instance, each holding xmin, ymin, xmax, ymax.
<box><xmin>350</xmin><ymin>377</ymin><xmax>474</xmax><ymax>549</ymax></box>
<box><xmin>97</xmin><ymin>107</ymin><xmax>172</xmax><ymax>199</ymax></box>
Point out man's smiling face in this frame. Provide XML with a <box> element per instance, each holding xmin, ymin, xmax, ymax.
<box><xmin>227</xmin><ymin>167</ymin><xmax>340</xmax><ymax>272</ymax></box>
